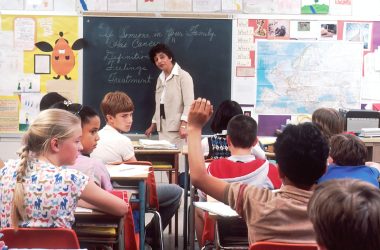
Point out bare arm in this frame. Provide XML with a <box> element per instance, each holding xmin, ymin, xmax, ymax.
<box><xmin>80</xmin><ymin>181</ymin><xmax>128</xmax><ymax>216</ymax></box>
<box><xmin>145</xmin><ymin>123</ymin><xmax>157</xmax><ymax>137</ymax></box>
<box><xmin>187</xmin><ymin>98</ymin><xmax>228</xmax><ymax>202</ymax></box>
<box><xmin>125</xmin><ymin>155</ymin><xmax>137</xmax><ymax>162</ymax></box>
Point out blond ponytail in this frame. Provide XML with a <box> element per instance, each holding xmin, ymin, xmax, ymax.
<box><xmin>11</xmin><ymin>146</ymin><xmax>29</xmax><ymax>228</ymax></box>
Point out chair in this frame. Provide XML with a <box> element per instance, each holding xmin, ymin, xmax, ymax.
<box><xmin>214</xmin><ymin>217</ymin><xmax>249</xmax><ymax>249</ymax></box>
<box><xmin>249</xmin><ymin>241</ymin><xmax>319</xmax><ymax>250</ymax></box>
<box><xmin>0</xmin><ymin>228</ymin><xmax>80</xmax><ymax>248</ymax></box>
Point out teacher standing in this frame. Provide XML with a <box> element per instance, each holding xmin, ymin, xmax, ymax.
<box><xmin>145</xmin><ymin>43</ymin><xmax>194</xmax><ymax>148</ymax></box>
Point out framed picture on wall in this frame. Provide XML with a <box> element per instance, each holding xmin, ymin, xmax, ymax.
<box><xmin>34</xmin><ymin>54</ymin><xmax>51</xmax><ymax>74</ymax></box>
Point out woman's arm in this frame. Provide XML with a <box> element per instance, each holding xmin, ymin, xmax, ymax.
<box><xmin>80</xmin><ymin>181</ymin><xmax>128</xmax><ymax>216</ymax></box>
<box><xmin>145</xmin><ymin>123</ymin><xmax>157</xmax><ymax>137</ymax></box>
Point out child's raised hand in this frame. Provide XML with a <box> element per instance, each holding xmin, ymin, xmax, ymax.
<box><xmin>188</xmin><ymin>98</ymin><xmax>213</xmax><ymax>129</ymax></box>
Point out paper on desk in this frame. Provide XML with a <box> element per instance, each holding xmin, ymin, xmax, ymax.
<box><xmin>75</xmin><ymin>206</ymin><xmax>93</xmax><ymax>213</ymax></box>
<box><xmin>139</xmin><ymin>139</ymin><xmax>176</xmax><ymax>149</ymax></box>
<box><xmin>106</xmin><ymin>164</ymin><xmax>149</xmax><ymax>177</ymax></box>
<box><xmin>194</xmin><ymin>201</ymin><xmax>239</xmax><ymax>217</ymax></box>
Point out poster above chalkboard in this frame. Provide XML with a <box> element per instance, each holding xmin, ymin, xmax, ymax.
<box><xmin>83</xmin><ymin>17</ymin><xmax>232</xmax><ymax>133</ymax></box>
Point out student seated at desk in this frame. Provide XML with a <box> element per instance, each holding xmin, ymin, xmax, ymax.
<box><xmin>51</xmin><ymin>102</ymin><xmax>113</xmax><ymax>191</ymax></box>
<box><xmin>318</xmin><ymin>134</ymin><xmax>380</xmax><ymax>187</ymax></box>
<box><xmin>312</xmin><ymin>107</ymin><xmax>344</xmax><ymax>143</ymax></box>
<box><xmin>91</xmin><ymin>91</ymin><xmax>182</xmax><ymax>249</ymax></box>
<box><xmin>195</xmin><ymin>114</ymin><xmax>281</xmax><ymax>248</ymax></box>
<box><xmin>201</xmin><ymin>100</ymin><xmax>266</xmax><ymax>160</ymax></box>
<box><xmin>0</xmin><ymin>109</ymin><xmax>127</xmax><ymax>228</ymax></box>
<box><xmin>188</xmin><ymin>98</ymin><xmax>329</xmax><ymax>244</ymax></box>
<box><xmin>40</xmin><ymin>92</ymin><xmax>68</xmax><ymax>111</ymax></box>
<box><xmin>308</xmin><ymin>179</ymin><xmax>380</xmax><ymax>250</ymax></box>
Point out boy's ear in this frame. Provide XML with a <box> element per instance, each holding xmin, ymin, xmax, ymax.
<box><xmin>50</xmin><ymin>138</ymin><xmax>60</xmax><ymax>153</ymax></box>
<box><xmin>106</xmin><ymin>114</ymin><xmax>114</xmax><ymax>124</ymax></box>
<box><xmin>278</xmin><ymin>167</ymin><xmax>285</xmax><ymax>179</ymax></box>
<box><xmin>226</xmin><ymin>135</ymin><xmax>232</xmax><ymax>147</ymax></box>
<box><xmin>252</xmin><ymin>137</ymin><xmax>258</xmax><ymax>147</ymax></box>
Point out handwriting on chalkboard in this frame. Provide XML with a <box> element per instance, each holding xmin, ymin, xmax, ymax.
<box><xmin>95</xmin><ymin>23</ymin><xmax>217</xmax><ymax>85</ymax></box>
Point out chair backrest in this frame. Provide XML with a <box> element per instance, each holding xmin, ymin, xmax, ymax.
<box><xmin>0</xmin><ymin>228</ymin><xmax>80</xmax><ymax>248</ymax></box>
<box><xmin>215</xmin><ymin>217</ymin><xmax>249</xmax><ymax>249</ymax></box>
<box><xmin>249</xmin><ymin>242</ymin><xmax>319</xmax><ymax>250</ymax></box>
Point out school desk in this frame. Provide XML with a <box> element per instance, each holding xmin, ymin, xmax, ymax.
<box><xmin>74</xmin><ymin>208</ymin><xmax>125</xmax><ymax>250</ymax></box>
<box><xmin>194</xmin><ymin>200</ymin><xmax>248</xmax><ymax>249</ymax></box>
<box><xmin>360</xmin><ymin>137</ymin><xmax>380</xmax><ymax>163</ymax></box>
<box><xmin>106</xmin><ymin>164</ymin><xmax>149</xmax><ymax>250</ymax></box>
<box><xmin>181</xmin><ymin>146</ymin><xmax>211</xmax><ymax>250</ymax></box>
<box><xmin>133</xmin><ymin>144</ymin><xmax>181</xmax><ymax>246</ymax></box>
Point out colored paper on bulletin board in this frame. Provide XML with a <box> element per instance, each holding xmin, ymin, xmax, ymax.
<box><xmin>258</xmin><ymin>115</ymin><xmax>291</xmax><ymax>136</ymax></box>
<box><xmin>0</xmin><ymin>96</ymin><xmax>19</xmax><ymax>133</ymax></box>
<box><xmin>1</xmin><ymin>15</ymin><xmax>81</xmax><ymax>95</ymax></box>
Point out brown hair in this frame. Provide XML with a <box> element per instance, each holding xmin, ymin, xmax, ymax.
<box><xmin>330</xmin><ymin>134</ymin><xmax>367</xmax><ymax>166</ymax></box>
<box><xmin>312</xmin><ymin>108</ymin><xmax>344</xmax><ymax>141</ymax></box>
<box><xmin>100</xmin><ymin>91</ymin><xmax>134</xmax><ymax>121</ymax></box>
<box><xmin>12</xmin><ymin>109</ymin><xmax>80</xmax><ymax>228</ymax></box>
<box><xmin>308</xmin><ymin>179</ymin><xmax>380</xmax><ymax>250</ymax></box>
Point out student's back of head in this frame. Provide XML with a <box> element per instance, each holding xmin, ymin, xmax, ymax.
<box><xmin>40</xmin><ymin>92</ymin><xmax>68</xmax><ymax>111</ymax></box>
<box><xmin>211</xmin><ymin>100</ymin><xmax>242</xmax><ymax>134</ymax></box>
<box><xmin>312</xmin><ymin>107</ymin><xmax>344</xmax><ymax>141</ymax></box>
<box><xmin>308</xmin><ymin>179</ymin><xmax>380</xmax><ymax>250</ymax></box>
<box><xmin>227</xmin><ymin>114</ymin><xmax>257</xmax><ymax>148</ymax></box>
<box><xmin>274</xmin><ymin>122</ymin><xmax>329</xmax><ymax>188</ymax></box>
<box><xmin>330</xmin><ymin>134</ymin><xmax>367</xmax><ymax>166</ymax></box>
<box><xmin>100</xmin><ymin>91</ymin><xmax>134</xmax><ymax>121</ymax></box>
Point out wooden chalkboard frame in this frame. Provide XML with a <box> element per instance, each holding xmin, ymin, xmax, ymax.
<box><xmin>83</xmin><ymin>16</ymin><xmax>232</xmax><ymax>133</ymax></box>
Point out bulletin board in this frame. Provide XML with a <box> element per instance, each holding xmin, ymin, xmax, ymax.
<box><xmin>0</xmin><ymin>15</ymin><xmax>81</xmax><ymax>132</ymax></box>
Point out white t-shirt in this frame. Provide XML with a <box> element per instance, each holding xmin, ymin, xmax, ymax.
<box><xmin>91</xmin><ymin>124</ymin><xmax>134</xmax><ymax>164</ymax></box>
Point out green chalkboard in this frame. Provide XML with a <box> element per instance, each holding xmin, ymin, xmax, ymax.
<box><xmin>83</xmin><ymin>16</ymin><xmax>232</xmax><ymax>133</ymax></box>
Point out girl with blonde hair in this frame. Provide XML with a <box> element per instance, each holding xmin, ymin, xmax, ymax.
<box><xmin>0</xmin><ymin>109</ymin><xmax>127</xmax><ymax>228</ymax></box>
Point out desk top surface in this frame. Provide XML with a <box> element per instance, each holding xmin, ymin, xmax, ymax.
<box><xmin>106</xmin><ymin>164</ymin><xmax>149</xmax><ymax>179</ymax></box>
<box><xmin>359</xmin><ymin>137</ymin><xmax>380</xmax><ymax>143</ymax></box>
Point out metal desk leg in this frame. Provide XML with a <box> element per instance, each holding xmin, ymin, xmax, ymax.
<box><xmin>183</xmin><ymin>156</ymin><xmax>189</xmax><ymax>249</ymax></box>
<box><xmin>139</xmin><ymin>180</ymin><xmax>146</xmax><ymax>250</ymax></box>
<box><xmin>189</xmin><ymin>184</ymin><xmax>195</xmax><ymax>250</ymax></box>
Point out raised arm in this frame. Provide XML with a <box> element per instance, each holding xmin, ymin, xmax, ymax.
<box><xmin>187</xmin><ymin>98</ymin><xmax>228</xmax><ymax>202</ymax></box>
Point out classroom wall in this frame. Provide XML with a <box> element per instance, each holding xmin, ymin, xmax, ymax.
<box><xmin>1</xmin><ymin>0</ymin><xmax>380</xmax><ymax>160</ymax></box>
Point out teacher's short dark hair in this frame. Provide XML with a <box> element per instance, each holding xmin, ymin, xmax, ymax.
<box><xmin>149</xmin><ymin>43</ymin><xmax>176</xmax><ymax>64</ymax></box>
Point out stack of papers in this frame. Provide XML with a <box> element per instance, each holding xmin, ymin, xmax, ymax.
<box><xmin>139</xmin><ymin>139</ymin><xmax>176</xmax><ymax>149</ymax></box>
<box><xmin>194</xmin><ymin>201</ymin><xmax>239</xmax><ymax>217</ymax></box>
<box><xmin>106</xmin><ymin>164</ymin><xmax>149</xmax><ymax>178</ymax></box>
<box><xmin>75</xmin><ymin>207</ymin><xmax>93</xmax><ymax>213</ymax></box>
<box><xmin>360</xmin><ymin>128</ymin><xmax>380</xmax><ymax>137</ymax></box>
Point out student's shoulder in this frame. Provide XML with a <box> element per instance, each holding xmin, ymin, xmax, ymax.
<box><xmin>61</xmin><ymin>167</ymin><xmax>89</xmax><ymax>183</ymax></box>
<box><xmin>226</xmin><ymin>182</ymin><xmax>275</xmax><ymax>202</ymax></box>
<box><xmin>366</xmin><ymin>165</ymin><xmax>380</xmax><ymax>176</ymax></box>
<box><xmin>0</xmin><ymin>159</ymin><xmax>19</xmax><ymax>176</ymax></box>
<box><xmin>99</xmin><ymin>126</ymin><xmax>131</xmax><ymax>143</ymax></box>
